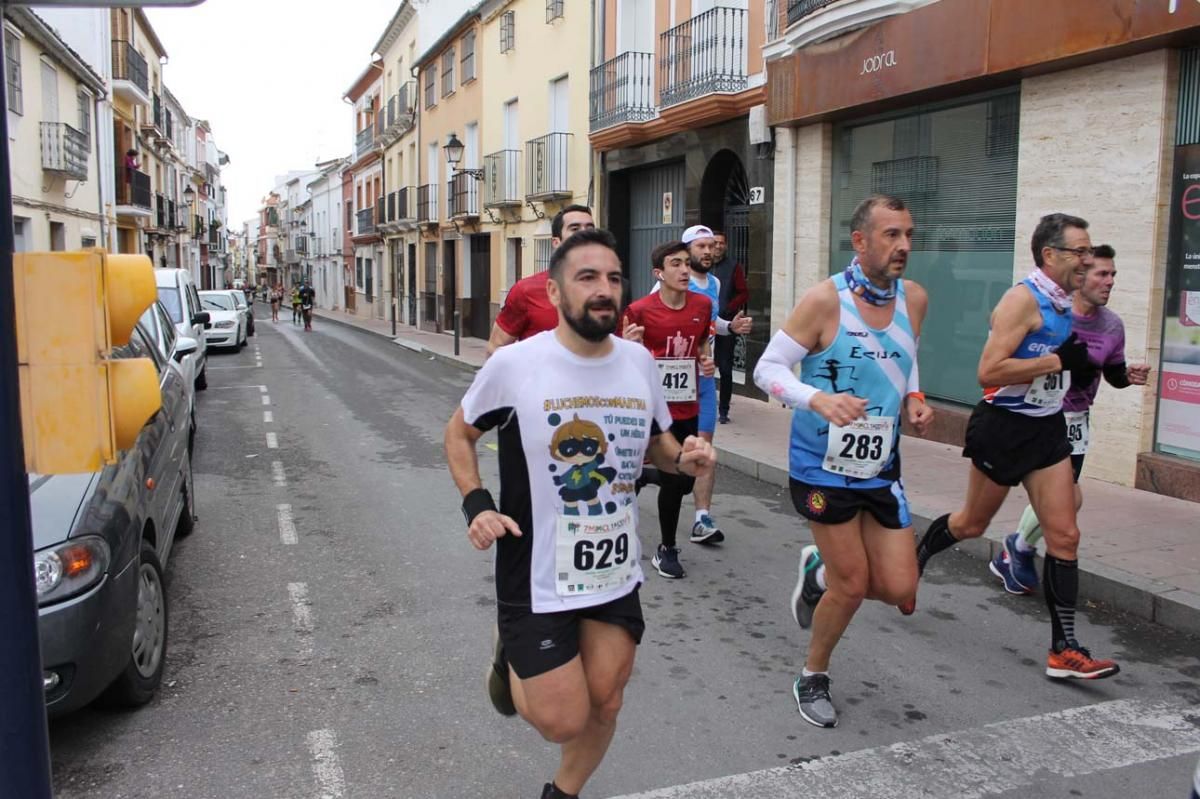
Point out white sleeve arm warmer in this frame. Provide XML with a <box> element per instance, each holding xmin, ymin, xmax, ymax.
<box><xmin>715</xmin><ymin>316</ymin><xmax>732</xmax><ymax>336</ymax></box>
<box><xmin>753</xmin><ymin>330</ymin><xmax>819</xmax><ymax>410</ymax></box>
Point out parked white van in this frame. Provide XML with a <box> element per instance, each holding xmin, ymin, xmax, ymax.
<box><xmin>154</xmin><ymin>268</ymin><xmax>210</xmax><ymax>390</ymax></box>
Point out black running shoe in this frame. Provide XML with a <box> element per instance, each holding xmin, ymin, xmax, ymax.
<box><xmin>541</xmin><ymin>782</ymin><xmax>578</xmax><ymax>799</ymax></box>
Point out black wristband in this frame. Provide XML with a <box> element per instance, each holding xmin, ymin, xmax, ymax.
<box><xmin>462</xmin><ymin>488</ymin><xmax>497</xmax><ymax>526</ymax></box>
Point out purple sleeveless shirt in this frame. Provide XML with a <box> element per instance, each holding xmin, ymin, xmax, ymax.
<box><xmin>1063</xmin><ymin>306</ymin><xmax>1126</xmax><ymax>413</ymax></box>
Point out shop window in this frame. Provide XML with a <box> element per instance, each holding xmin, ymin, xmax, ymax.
<box><xmin>830</xmin><ymin>89</ymin><xmax>1020</xmax><ymax>406</ymax></box>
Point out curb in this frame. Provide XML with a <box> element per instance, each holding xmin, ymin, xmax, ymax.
<box><xmin>313</xmin><ymin>311</ymin><xmax>482</xmax><ymax>375</ymax></box>
<box><xmin>310</xmin><ymin>309</ymin><xmax>1200</xmax><ymax>640</ymax></box>
<box><xmin>714</xmin><ymin>441</ymin><xmax>1200</xmax><ymax>639</ymax></box>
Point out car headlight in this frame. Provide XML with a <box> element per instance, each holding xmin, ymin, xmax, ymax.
<box><xmin>34</xmin><ymin>537</ymin><xmax>110</xmax><ymax>606</ymax></box>
<box><xmin>214</xmin><ymin>320</ymin><xmax>235</xmax><ymax>329</ymax></box>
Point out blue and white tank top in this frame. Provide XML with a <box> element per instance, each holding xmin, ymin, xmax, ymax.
<box><xmin>981</xmin><ymin>278</ymin><xmax>1073</xmax><ymax>418</ymax></box>
<box><xmin>788</xmin><ymin>274</ymin><xmax>916</xmax><ymax>489</ymax></box>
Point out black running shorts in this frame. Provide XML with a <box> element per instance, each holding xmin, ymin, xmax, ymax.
<box><xmin>962</xmin><ymin>401</ymin><xmax>1072</xmax><ymax>487</ymax></box>
<box><xmin>497</xmin><ymin>587</ymin><xmax>645</xmax><ymax>679</ymax></box>
<box><xmin>789</xmin><ymin>478</ymin><xmax>912</xmax><ymax>530</ymax></box>
<box><xmin>1070</xmin><ymin>453</ymin><xmax>1085</xmax><ymax>483</ymax></box>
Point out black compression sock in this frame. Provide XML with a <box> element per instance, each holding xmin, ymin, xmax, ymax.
<box><xmin>915</xmin><ymin>513</ymin><xmax>956</xmax><ymax>573</ymax></box>
<box><xmin>1044</xmin><ymin>555</ymin><xmax>1079</xmax><ymax>652</ymax></box>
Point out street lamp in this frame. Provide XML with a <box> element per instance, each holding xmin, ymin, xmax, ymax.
<box><xmin>182</xmin><ymin>184</ymin><xmax>195</xmax><ymax>203</ymax></box>
<box><xmin>444</xmin><ymin>132</ymin><xmax>483</xmax><ymax>180</ymax></box>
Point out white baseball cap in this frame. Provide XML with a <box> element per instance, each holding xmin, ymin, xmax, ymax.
<box><xmin>681</xmin><ymin>225</ymin><xmax>715</xmax><ymax>244</ymax></box>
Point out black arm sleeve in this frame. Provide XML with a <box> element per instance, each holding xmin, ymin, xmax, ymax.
<box><xmin>1102</xmin><ymin>362</ymin><xmax>1131</xmax><ymax>389</ymax></box>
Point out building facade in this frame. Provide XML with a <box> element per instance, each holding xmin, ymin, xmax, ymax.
<box><xmin>591</xmin><ymin>0</ymin><xmax>773</xmax><ymax>398</ymax></box>
<box><xmin>4</xmin><ymin>8</ymin><xmax>107</xmax><ymax>253</ymax></box>
<box><xmin>345</xmin><ymin>62</ymin><xmax>386</xmax><ymax>320</ymax></box>
<box><xmin>373</xmin><ymin>1</ymin><xmax>421</xmax><ymax>328</ymax></box>
<box><xmin>765</xmin><ymin>0</ymin><xmax>1200</xmax><ymax>499</ymax></box>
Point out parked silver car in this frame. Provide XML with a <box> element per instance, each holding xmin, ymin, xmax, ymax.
<box><xmin>32</xmin><ymin>317</ymin><xmax>195</xmax><ymax>716</ymax></box>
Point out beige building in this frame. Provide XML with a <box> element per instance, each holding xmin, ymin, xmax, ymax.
<box><xmin>415</xmin><ymin>7</ymin><xmax>485</xmax><ymax>335</ymax></box>
<box><xmin>765</xmin><ymin>0</ymin><xmax>1200</xmax><ymax>500</ymax></box>
<box><xmin>373</xmin><ymin>2</ymin><xmax>422</xmax><ymax>327</ymax></box>
<box><xmin>5</xmin><ymin>7</ymin><xmax>107</xmax><ymax>252</ymax></box>
<box><xmin>477</xmin><ymin>0</ymin><xmax>593</xmax><ymax>323</ymax></box>
<box><xmin>110</xmin><ymin>7</ymin><xmax>166</xmax><ymax>256</ymax></box>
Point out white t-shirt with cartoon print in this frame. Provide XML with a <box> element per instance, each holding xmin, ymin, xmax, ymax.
<box><xmin>461</xmin><ymin>331</ymin><xmax>673</xmax><ymax>614</ymax></box>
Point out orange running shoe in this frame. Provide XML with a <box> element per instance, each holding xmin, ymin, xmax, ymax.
<box><xmin>1045</xmin><ymin>643</ymin><xmax>1120</xmax><ymax>680</ymax></box>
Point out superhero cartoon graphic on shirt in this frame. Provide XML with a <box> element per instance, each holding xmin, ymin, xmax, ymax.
<box><xmin>549</xmin><ymin>414</ymin><xmax>618</xmax><ymax>516</ymax></box>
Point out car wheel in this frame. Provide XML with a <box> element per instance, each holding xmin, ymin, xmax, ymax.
<box><xmin>195</xmin><ymin>365</ymin><xmax>208</xmax><ymax>391</ymax></box>
<box><xmin>99</xmin><ymin>539</ymin><xmax>168</xmax><ymax>708</ymax></box>
<box><xmin>177</xmin><ymin>454</ymin><xmax>195</xmax><ymax>537</ymax></box>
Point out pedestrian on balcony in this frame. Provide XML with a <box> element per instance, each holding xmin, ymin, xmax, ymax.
<box><xmin>124</xmin><ymin>149</ymin><xmax>139</xmax><ymax>185</ymax></box>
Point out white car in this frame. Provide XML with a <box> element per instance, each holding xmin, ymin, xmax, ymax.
<box><xmin>224</xmin><ymin>289</ymin><xmax>254</xmax><ymax>337</ymax></box>
<box><xmin>198</xmin><ymin>290</ymin><xmax>246</xmax><ymax>350</ymax></box>
<box><xmin>154</xmin><ymin>268</ymin><xmax>210</xmax><ymax>390</ymax></box>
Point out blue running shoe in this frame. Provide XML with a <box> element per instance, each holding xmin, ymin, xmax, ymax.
<box><xmin>989</xmin><ymin>549</ymin><xmax>1028</xmax><ymax>595</ymax></box>
<box><xmin>1003</xmin><ymin>532</ymin><xmax>1038</xmax><ymax>592</ymax></box>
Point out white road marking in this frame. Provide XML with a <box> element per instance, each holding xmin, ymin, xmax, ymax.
<box><xmin>287</xmin><ymin>582</ymin><xmax>314</xmax><ymax>659</ymax></box>
<box><xmin>266</xmin><ymin>432</ymin><xmax>278</xmax><ymax>449</ymax></box>
<box><xmin>606</xmin><ymin>698</ymin><xmax>1200</xmax><ymax>799</ymax></box>
<box><xmin>306</xmin><ymin>729</ymin><xmax>346</xmax><ymax>799</ymax></box>
<box><xmin>259</xmin><ymin>385</ymin><xmax>268</xmax><ymax>393</ymax></box>
<box><xmin>272</xmin><ymin>460</ymin><xmax>287</xmax><ymax>486</ymax></box>
<box><xmin>277</xmin><ymin>504</ymin><xmax>297</xmax><ymax>545</ymax></box>
<box><xmin>264</xmin><ymin>410</ymin><xmax>274</xmax><ymax>424</ymax></box>
<box><xmin>262</xmin><ymin>395</ymin><xmax>271</xmax><ymax>406</ymax></box>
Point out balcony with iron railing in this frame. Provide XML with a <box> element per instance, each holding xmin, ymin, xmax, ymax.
<box><xmin>142</xmin><ymin>93</ymin><xmax>164</xmax><ymax>135</ymax></box>
<box><xmin>589</xmin><ymin>52</ymin><xmax>656</xmax><ymax>132</ymax></box>
<box><xmin>112</xmin><ymin>40</ymin><xmax>150</xmax><ymax>104</ymax></box>
<box><xmin>395</xmin><ymin>186</ymin><xmax>416</xmax><ymax>223</ymax></box>
<box><xmin>417</xmin><ymin>184</ymin><xmax>438</xmax><ymax>224</ymax></box>
<box><xmin>168</xmin><ymin>199</ymin><xmax>180</xmax><ymax>230</ymax></box>
<box><xmin>659</xmin><ymin>6</ymin><xmax>747</xmax><ymax>108</ymax></box>
<box><xmin>209</xmin><ymin>228</ymin><xmax>221</xmax><ymax>249</ymax></box>
<box><xmin>40</xmin><ymin>122</ymin><xmax>89</xmax><ymax>181</ymax></box>
<box><xmin>356</xmin><ymin>206</ymin><xmax>376</xmax><ymax>236</ymax></box>
<box><xmin>116</xmin><ymin>168</ymin><xmax>152</xmax><ymax>212</ymax></box>
<box><xmin>448</xmin><ymin>173</ymin><xmax>480</xmax><ymax>219</ymax></box>
<box><xmin>296</xmin><ymin>236</ymin><xmax>308</xmax><ymax>255</ymax></box>
<box><xmin>786</xmin><ymin>0</ymin><xmax>841</xmax><ymax>26</ymax></box>
<box><xmin>355</xmin><ymin>122</ymin><xmax>377</xmax><ymax>160</ymax></box>
<box><xmin>483</xmin><ymin>150</ymin><xmax>521</xmax><ymax>208</ymax></box>
<box><xmin>525</xmin><ymin>133</ymin><xmax>572</xmax><ymax>202</ymax></box>
<box><xmin>154</xmin><ymin>194</ymin><xmax>168</xmax><ymax>229</ymax></box>
<box><xmin>379</xmin><ymin>82</ymin><xmax>418</xmax><ymax>144</ymax></box>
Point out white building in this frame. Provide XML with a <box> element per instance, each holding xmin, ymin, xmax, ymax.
<box><xmin>5</xmin><ymin>7</ymin><xmax>107</xmax><ymax>252</ymax></box>
<box><xmin>308</xmin><ymin>158</ymin><xmax>348</xmax><ymax>310</ymax></box>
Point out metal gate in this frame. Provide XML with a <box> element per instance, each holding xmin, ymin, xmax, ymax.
<box><xmin>627</xmin><ymin>161</ymin><xmax>686</xmax><ymax>298</ymax></box>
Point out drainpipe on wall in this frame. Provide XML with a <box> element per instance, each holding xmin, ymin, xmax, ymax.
<box><xmin>94</xmin><ymin>93</ymin><xmax>108</xmax><ymax>250</ymax></box>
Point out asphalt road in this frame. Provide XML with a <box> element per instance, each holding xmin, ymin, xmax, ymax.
<box><xmin>48</xmin><ymin>307</ymin><xmax>1200</xmax><ymax>799</ymax></box>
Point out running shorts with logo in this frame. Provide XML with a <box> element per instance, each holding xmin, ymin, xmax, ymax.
<box><xmin>461</xmin><ymin>331</ymin><xmax>672</xmax><ymax>678</ymax></box>
<box><xmin>970</xmin><ymin>278</ymin><xmax>1074</xmax><ymax>486</ymax></box>
<box><xmin>498</xmin><ymin>588</ymin><xmax>646</xmax><ymax>678</ymax></box>
<box><xmin>790</xmin><ymin>478</ymin><xmax>912</xmax><ymax>529</ymax></box>
<box><xmin>788</xmin><ymin>274</ymin><xmax>916</xmax><ymax>529</ymax></box>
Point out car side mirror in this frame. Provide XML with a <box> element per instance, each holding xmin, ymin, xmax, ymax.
<box><xmin>192</xmin><ymin>311</ymin><xmax>211</xmax><ymax>329</ymax></box>
<box><xmin>175</xmin><ymin>336</ymin><xmax>199</xmax><ymax>363</ymax></box>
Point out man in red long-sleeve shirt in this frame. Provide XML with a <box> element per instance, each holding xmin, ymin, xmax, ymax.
<box><xmin>486</xmin><ymin>205</ymin><xmax>595</xmax><ymax>356</ymax></box>
<box><xmin>711</xmin><ymin>229</ymin><xmax>750</xmax><ymax>423</ymax></box>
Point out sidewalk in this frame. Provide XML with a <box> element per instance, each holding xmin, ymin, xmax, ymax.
<box><xmin>315</xmin><ymin>307</ymin><xmax>1200</xmax><ymax>637</ymax></box>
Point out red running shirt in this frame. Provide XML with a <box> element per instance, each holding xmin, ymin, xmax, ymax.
<box><xmin>623</xmin><ymin>291</ymin><xmax>713</xmax><ymax>420</ymax></box>
<box><xmin>495</xmin><ymin>271</ymin><xmax>559</xmax><ymax>340</ymax></box>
